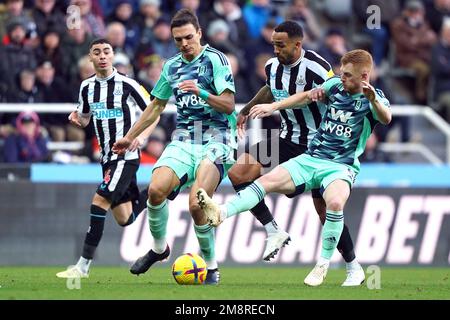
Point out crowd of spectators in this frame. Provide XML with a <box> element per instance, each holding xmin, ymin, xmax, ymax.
<box><xmin>0</xmin><ymin>0</ymin><xmax>449</xmax><ymax>164</ymax></box>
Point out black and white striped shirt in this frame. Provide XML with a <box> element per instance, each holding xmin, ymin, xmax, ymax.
<box><xmin>265</xmin><ymin>49</ymin><xmax>333</xmax><ymax>146</ymax></box>
<box><xmin>77</xmin><ymin>68</ymin><xmax>151</xmax><ymax>164</ymax></box>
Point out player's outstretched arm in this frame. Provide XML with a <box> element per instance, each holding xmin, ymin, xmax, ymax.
<box><xmin>113</xmin><ymin>99</ymin><xmax>167</xmax><ymax>154</ymax></box>
<box><xmin>240</xmin><ymin>85</ymin><xmax>274</xmax><ymax>116</ymax></box>
<box><xmin>128</xmin><ymin>116</ymin><xmax>161</xmax><ymax>152</ymax></box>
<box><xmin>249</xmin><ymin>88</ymin><xmax>323</xmax><ymax>119</ymax></box>
<box><xmin>237</xmin><ymin>86</ymin><xmax>274</xmax><ymax>138</ymax></box>
<box><xmin>362</xmin><ymin>81</ymin><xmax>392</xmax><ymax>125</ymax></box>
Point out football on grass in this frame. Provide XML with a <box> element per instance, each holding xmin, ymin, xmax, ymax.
<box><xmin>172</xmin><ymin>253</ymin><xmax>207</xmax><ymax>285</ymax></box>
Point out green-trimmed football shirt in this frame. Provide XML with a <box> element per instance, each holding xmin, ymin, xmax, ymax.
<box><xmin>151</xmin><ymin>44</ymin><xmax>237</xmax><ymax>149</ymax></box>
<box><xmin>307</xmin><ymin>76</ymin><xmax>390</xmax><ymax>173</ymax></box>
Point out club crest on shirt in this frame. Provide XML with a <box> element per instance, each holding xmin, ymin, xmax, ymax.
<box><xmin>296</xmin><ymin>75</ymin><xmax>306</xmax><ymax>86</ymax></box>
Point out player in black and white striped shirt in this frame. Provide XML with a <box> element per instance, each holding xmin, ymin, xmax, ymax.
<box><xmin>228</xmin><ymin>21</ymin><xmax>364</xmax><ymax>286</ymax></box>
<box><xmin>56</xmin><ymin>39</ymin><xmax>157</xmax><ymax>279</ymax></box>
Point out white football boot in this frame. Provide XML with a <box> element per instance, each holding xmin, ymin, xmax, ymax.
<box><xmin>342</xmin><ymin>263</ymin><xmax>365</xmax><ymax>286</ymax></box>
<box><xmin>304</xmin><ymin>263</ymin><xmax>329</xmax><ymax>287</ymax></box>
<box><xmin>263</xmin><ymin>230</ymin><xmax>291</xmax><ymax>261</ymax></box>
<box><xmin>196</xmin><ymin>188</ymin><xmax>223</xmax><ymax>227</ymax></box>
<box><xmin>56</xmin><ymin>265</ymin><xmax>89</xmax><ymax>278</ymax></box>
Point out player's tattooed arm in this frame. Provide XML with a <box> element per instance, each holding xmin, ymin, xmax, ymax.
<box><xmin>249</xmin><ymin>88</ymin><xmax>322</xmax><ymax>119</ymax></box>
<box><xmin>240</xmin><ymin>85</ymin><xmax>274</xmax><ymax>116</ymax></box>
<box><xmin>236</xmin><ymin>86</ymin><xmax>274</xmax><ymax>139</ymax></box>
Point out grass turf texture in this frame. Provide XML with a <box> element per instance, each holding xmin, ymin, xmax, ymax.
<box><xmin>0</xmin><ymin>266</ymin><xmax>448</xmax><ymax>300</ymax></box>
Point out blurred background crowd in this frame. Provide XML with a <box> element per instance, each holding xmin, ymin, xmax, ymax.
<box><xmin>0</xmin><ymin>0</ymin><xmax>449</xmax><ymax>164</ymax></box>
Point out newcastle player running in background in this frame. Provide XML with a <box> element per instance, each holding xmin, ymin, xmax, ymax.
<box><xmin>56</xmin><ymin>38</ymin><xmax>157</xmax><ymax>278</ymax></box>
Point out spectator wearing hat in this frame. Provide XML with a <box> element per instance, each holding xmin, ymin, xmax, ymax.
<box><xmin>113</xmin><ymin>52</ymin><xmax>134</xmax><ymax>77</ymax></box>
<box><xmin>317</xmin><ymin>28</ymin><xmax>349</xmax><ymax>75</ymax></box>
<box><xmin>0</xmin><ymin>0</ymin><xmax>37</xmax><ymax>46</ymax></box>
<box><xmin>0</xmin><ymin>18</ymin><xmax>36</xmax><ymax>94</ymax></box>
<box><xmin>391</xmin><ymin>0</ymin><xmax>437</xmax><ymax>103</ymax></box>
<box><xmin>206</xmin><ymin>18</ymin><xmax>246</xmax><ymax>70</ymax></box>
<box><xmin>3</xmin><ymin>111</ymin><xmax>50</xmax><ymax>163</ymax></box>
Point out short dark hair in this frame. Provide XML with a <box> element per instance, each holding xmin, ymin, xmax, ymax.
<box><xmin>170</xmin><ymin>8</ymin><xmax>200</xmax><ymax>31</ymax></box>
<box><xmin>89</xmin><ymin>38</ymin><xmax>113</xmax><ymax>50</ymax></box>
<box><xmin>274</xmin><ymin>20</ymin><xmax>304</xmax><ymax>39</ymax></box>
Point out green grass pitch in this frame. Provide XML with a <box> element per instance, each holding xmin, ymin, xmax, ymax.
<box><xmin>0</xmin><ymin>266</ymin><xmax>448</xmax><ymax>300</ymax></box>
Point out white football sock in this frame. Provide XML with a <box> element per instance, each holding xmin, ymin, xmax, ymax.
<box><xmin>153</xmin><ymin>238</ymin><xmax>167</xmax><ymax>253</ymax></box>
<box><xmin>346</xmin><ymin>259</ymin><xmax>361</xmax><ymax>270</ymax></box>
<box><xmin>205</xmin><ymin>259</ymin><xmax>218</xmax><ymax>270</ymax></box>
<box><xmin>76</xmin><ymin>256</ymin><xmax>91</xmax><ymax>273</ymax></box>
<box><xmin>264</xmin><ymin>220</ymin><xmax>280</xmax><ymax>235</ymax></box>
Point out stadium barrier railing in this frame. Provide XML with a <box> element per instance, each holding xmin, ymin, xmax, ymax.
<box><xmin>1</xmin><ymin>103</ymin><xmax>450</xmax><ymax>164</ymax></box>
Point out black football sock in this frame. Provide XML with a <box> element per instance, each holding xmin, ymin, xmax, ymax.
<box><xmin>82</xmin><ymin>204</ymin><xmax>107</xmax><ymax>259</ymax></box>
<box><xmin>337</xmin><ymin>224</ymin><xmax>356</xmax><ymax>263</ymax></box>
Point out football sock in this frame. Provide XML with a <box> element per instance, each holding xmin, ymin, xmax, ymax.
<box><xmin>194</xmin><ymin>223</ymin><xmax>216</xmax><ymax>269</ymax></box>
<box><xmin>76</xmin><ymin>256</ymin><xmax>91</xmax><ymax>273</ymax></box>
<box><xmin>321</xmin><ymin>210</ymin><xmax>344</xmax><ymax>260</ymax></box>
<box><xmin>233</xmin><ymin>182</ymin><xmax>274</xmax><ymax>225</ymax></box>
<box><xmin>346</xmin><ymin>259</ymin><xmax>361</xmax><ymax>270</ymax></box>
<box><xmin>264</xmin><ymin>220</ymin><xmax>280</xmax><ymax>235</ymax></box>
<box><xmin>132</xmin><ymin>187</ymin><xmax>149</xmax><ymax>214</ymax></box>
<box><xmin>82</xmin><ymin>204</ymin><xmax>107</xmax><ymax>259</ymax></box>
<box><xmin>148</xmin><ymin>199</ymin><xmax>169</xmax><ymax>253</ymax></box>
<box><xmin>337</xmin><ymin>224</ymin><xmax>356</xmax><ymax>263</ymax></box>
<box><xmin>225</xmin><ymin>181</ymin><xmax>266</xmax><ymax>217</ymax></box>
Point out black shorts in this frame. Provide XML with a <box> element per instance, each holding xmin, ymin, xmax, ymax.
<box><xmin>96</xmin><ymin>159</ymin><xmax>140</xmax><ymax>208</ymax></box>
<box><xmin>246</xmin><ymin>137</ymin><xmax>321</xmax><ymax>199</ymax></box>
